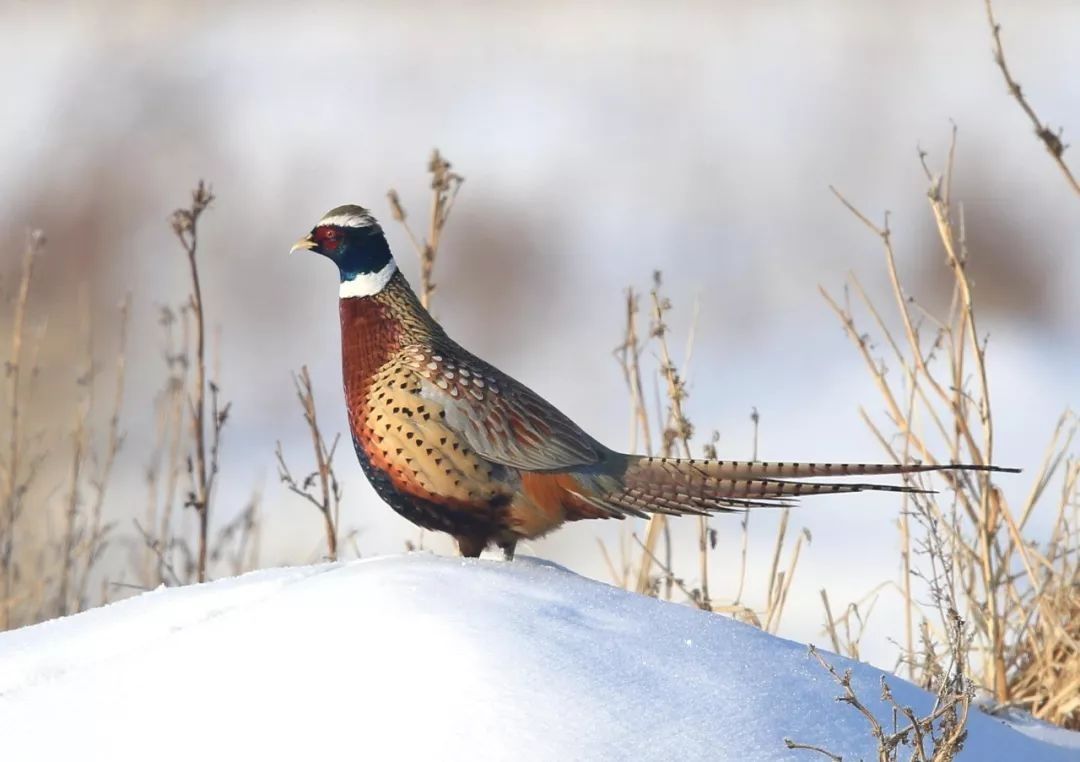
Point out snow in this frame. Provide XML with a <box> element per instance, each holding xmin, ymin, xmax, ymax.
<box><xmin>990</xmin><ymin>708</ymin><xmax>1080</xmax><ymax>753</ymax></box>
<box><xmin>0</xmin><ymin>555</ymin><xmax>1075</xmax><ymax>761</ymax></box>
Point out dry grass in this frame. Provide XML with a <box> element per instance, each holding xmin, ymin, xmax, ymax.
<box><xmin>55</xmin><ymin>293</ymin><xmax>130</xmax><ymax>617</ymax></box>
<box><xmin>0</xmin><ymin>230</ymin><xmax>44</xmax><ymax>629</ymax></box>
<box><xmin>603</xmin><ymin>272</ymin><xmax>807</xmax><ymax>632</ymax></box>
<box><xmin>821</xmin><ymin>133</ymin><xmax>1079</xmax><ymax>731</ymax></box>
<box><xmin>0</xmin><ymin>134</ymin><xmax>475</xmax><ymax>635</ymax></box>
<box><xmin>0</xmin><ymin>231</ymin><xmax>134</xmax><ymax>626</ymax></box>
<box><xmin>594</xmin><ymin>113</ymin><xmax>1076</xmax><ymax>740</ymax></box>
<box><xmin>137</xmin><ymin>302</ymin><xmax>195</xmax><ymax>586</ymax></box>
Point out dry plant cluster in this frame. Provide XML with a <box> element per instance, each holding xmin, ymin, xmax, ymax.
<box><xmin>0</xmin><ymin>151</ymin><xmax>465</xmax><ymax>631</ymax></box>
<box><xmin>0</xmin><ymin>230</ymin><xmax>129</xmax><ymax>626</ymax></box>
<box><xmin>0</xmin><ymin>6</ymin><xmax>1076</xmax><ymax>757</ymax></box>
<box><xmin>601</xmin><ymin>8</ymin><xmax>1080</xmax><ymax>757</ymax></box>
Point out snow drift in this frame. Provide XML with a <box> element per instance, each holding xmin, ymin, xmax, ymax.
<box><xmin>0</xmin><ymin>555</ymin><xmax>1075</xmax><ymax>760</ymax></box>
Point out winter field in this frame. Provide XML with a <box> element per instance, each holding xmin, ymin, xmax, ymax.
<box><xmin>1</xmin><ymin>554</ymin><xmax>1077</xmax><ymax>761</ymax></box>
<box><xmin>2</xmin><ymin>4</ymin><xmax>1079</xmax><ymax>759</ymax></box>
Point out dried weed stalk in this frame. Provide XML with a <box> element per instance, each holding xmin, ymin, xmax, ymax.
<box><xmin>387</xmin><ymin>149</ymin><xmax>464</xmax><ymax>311</ymax></box>
<box><xmin>138</xmin><ymin>303</ymin><xmax>193</xmax><ymax>587</ymax></box>
<box><xmin>823</xmin><ymin>133</ymin><xmax>1079</xmax><ymax>728</ymax></box>
<box><xmin>1</xmin><ymin>231</ymin><xmax>133</xmax><ymax>627</ymax></box>
<box><xmin>131</xmin><ymin>189</ymin><xmax>258</xmax><ymax>589</ymax></box>
<box><xmin>55</xmin><ymin>294</ymin><xmax>130</xmax><ymax>616</ymax></box>
<box><xmin>606</xmin><ymin>271</ymin><xmax>805</xmax><ymax>631</ymax></box>
<box><xmin>984</xmin><ymin>0</ymin><xmax>1080</xmax><ymax>197</ymax></box>
<box><xmin>1</xmin><ymin>230</ymin><xmax>46</xmax><ymax>629</ymax></box>
<box><xmin>786</xmin><ymin>642</ymin><xmax>970</xmax><ymax>762</ymax></box>
<box><xmin>170</xmin><ymin>181</ymin><xmax>231</xmax><ymax>583</ymax></box>
<box><xmin>2</xmin><ymin>182</ymin><xmax>265</xmax><ymax>625</ymax></box>
<box><xmin>276</xmin><ymin>366</ymin><xmax>342</xmax><ymax>561</ymax></box>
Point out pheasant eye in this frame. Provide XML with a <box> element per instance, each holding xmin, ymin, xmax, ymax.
<box><xmin>316</xmin><ymin>227</ymin><xmax>341</xmax><ymax>250</ymax></box>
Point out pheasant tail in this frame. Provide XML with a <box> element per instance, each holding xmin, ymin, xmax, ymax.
<box><xmin>567</xmin><ymin>457</ymin><xmax>1019</xmax><ymax>519</ymax></box>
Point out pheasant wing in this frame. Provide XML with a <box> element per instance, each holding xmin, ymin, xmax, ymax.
<box><xmin>400</xmin><ymin>344</ymin><xmax>603</xmax><ymax>471</ymax></box>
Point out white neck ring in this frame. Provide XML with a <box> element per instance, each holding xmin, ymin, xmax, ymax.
<box><xmin>339</xmin><ymin>261</ymin><xmax>397</xmax><ymax>299</ymax></box>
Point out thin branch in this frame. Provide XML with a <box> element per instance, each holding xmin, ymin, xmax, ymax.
<box><xmin>170</xmin><ymin>181</ymin><xmax>217</xmax><ymax>583</ymax></box>
<box><xmin>76</xmin><ymin>295</ymin><xmax>131</xmax><ymax>609</ymax></box>
<box><xmin>275</xmin><ymin>366</ymin><xmax>341</xmax><ymax>560</ymax></box>
<box><xmin>386</xmin><ymin>149</ymin><xmax>464</xmax><ymax>311</ymax></box>
<box><xmin>984</xmin><ymin>0</ymin><xmax>1080</xmax><ymax>197</ymax></box>
<box><xmin>783</xmin><ymin>739</ymin><xmax>843</xmax><ymax>762</ymax></box>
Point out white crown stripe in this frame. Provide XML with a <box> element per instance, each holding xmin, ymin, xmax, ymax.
<box><xmin>319</xmin><ymin>212</ymin><xmax>379</xmax><ymax>229</ymax></box>
<box><xmin>339</xmin><ymin>261</ymin><xmax>397</xmax><ymax>299</ymax></box>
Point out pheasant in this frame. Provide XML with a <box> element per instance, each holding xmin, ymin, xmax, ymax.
<box><xmin>291</xmin><ymin>204</ymin><xmax>1015</xmax><ymax>559</ymax></box>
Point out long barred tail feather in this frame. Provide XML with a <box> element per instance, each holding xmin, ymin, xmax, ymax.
<box><xmin>631</xmin><ymin>457</ymin><xmax>1019</xmax><ymax>480</ymax></box>
<box><xmin>587</xmin><ymin>456</ymin><xmax>1018</xmax><ymax>518</ymax></box>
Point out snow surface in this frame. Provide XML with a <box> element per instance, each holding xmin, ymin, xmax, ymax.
<box><xmin>0</xmin><ymin>555</ymin><xmax>1075</xmax><ymax>761</ymax></box>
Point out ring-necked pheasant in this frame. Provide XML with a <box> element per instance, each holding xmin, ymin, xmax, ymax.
<box><xmin>292</xmin><ymin>205</ymin><xmax>1016</xmax><ymax>559</ymax></box>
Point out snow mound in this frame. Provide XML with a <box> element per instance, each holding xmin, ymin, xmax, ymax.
<box><xmin>0</xmin><ymin>555</ymin><xmax>1074</xmax><ymax>761</ymax></box>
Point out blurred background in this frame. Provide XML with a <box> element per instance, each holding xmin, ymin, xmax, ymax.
<box><xmin>1</xmin><ymin>0</ymin><xmax>1078</xmax><ymax>672</ymax></box>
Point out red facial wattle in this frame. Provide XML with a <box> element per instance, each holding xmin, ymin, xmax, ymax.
<box><xmin>315</xmin><ymin>226</ymin><xmax>341</xmax><ymax>253</ymax></box>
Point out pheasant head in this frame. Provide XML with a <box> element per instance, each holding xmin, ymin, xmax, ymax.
<box><xmin>291</xmin><ymin>205</ymin><xmax>397</xmax><ymax>297</ymax></box>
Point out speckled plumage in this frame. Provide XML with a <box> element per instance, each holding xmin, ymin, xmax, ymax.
<box><xmin>339</xmin><ymin>270</ymin><xmax>617</xmax><ymax>556</ymax></box>
<box><xmin>293</xmin><ymin>205</ymin><xmax>1017</xmax><ymax>559</ymax></box>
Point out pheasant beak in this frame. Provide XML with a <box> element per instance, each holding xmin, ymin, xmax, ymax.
<box><xmin>290</xmin><ymin>234</ymin><xmax>317</xmax><ymax>254</ymax></box>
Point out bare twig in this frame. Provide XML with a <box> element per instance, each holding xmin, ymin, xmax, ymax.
<box><xmin>276</xmin><ymin>366</ymin><xmax>342</xmax><ymax>561</ymax></box>
<box><xmin>209</xmin><ymin>492</ymin><xmax>261</xmax><ymax>574</ymax></box>
<box><xmin>57</xmin><ymin>290</ymin><xmax>93</xmax><ymax>617</ymax></box>
<box><xmin>808</xmin><ymin>646</ymin><xmax>890</xmax><ymax>753</ymax></box>
<box><xmin>790</xmin><ymin>646</ymin><xmax>969</xmax><ymax>762</ymax></box>
<box><xmin>133</xmin><ymin>519</ymin><xmax>182</xmax><ymax>587</ymax></box>
<box><xmin>614</xmin><ymin>289</ymin><xmax>653</xmax><ymax>457</ymax></box>
<box><xmin>170</xmin><ymin>181</ymin><xmax>219</xmax><ymax>583</ymax></box>
<box><xmin>984</xmin><ymin>0</ymin><xmax>1080</xmax><ymax>197</ymax></box>
<box><xmin>141</xmin><ymin>304</ymin><xmax>191</xmax><ymax>587</ymax></box>
<box><xmin>75</xmin><ymin>295</ymin><xmax>131</xmax><ymax>608</ymax></box>
<box><xmin>611</xmin><ymin>288</ymin><xmax>666</xmax><ymax>594</ymax></box>
<box><xmin>783</xmin><ymin>739</ymin><xmax>843</xmax><ymax>761</ymax></box>
<box><xmin>631</xmin><ymin>532</ymin><xmax>711</xmax><ymax>611</ymax></box>
<box><xmin>387</xmin><ymin>149</ymin><xmax>464</xmax><ymax>311</ymax></box>
<box><xmin>821</xmin><ymin>589</ymin><xmax>843</xmax><ymax>655</ymax></box>
<box><xmin>637</xmin><ymin>272</ymin><xmax>702</xmax><ymax>599</ymax></box>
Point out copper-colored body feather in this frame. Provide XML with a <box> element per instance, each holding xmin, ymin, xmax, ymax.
<box><xmin>338</xmin><ymin>270</ymin><xmax>1013</xmax><ymax>559</ymax></box>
